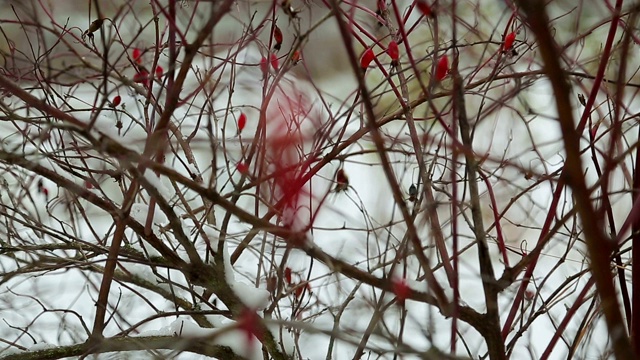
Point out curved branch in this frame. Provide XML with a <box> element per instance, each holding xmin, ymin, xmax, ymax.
<box><xmin>0</xmin><ymin>335</ymin><xmax>244</xmax><ymax>360</ymax></box>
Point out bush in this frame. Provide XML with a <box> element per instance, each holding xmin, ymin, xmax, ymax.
<box><xmin>0</xmin><ymin>0</ymin><xmax>637</xmax><ymax>359</ymax></box>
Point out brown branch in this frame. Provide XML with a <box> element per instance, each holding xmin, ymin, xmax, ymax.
<box><xmin>327</xmin><ymin>0</ymin><xmax>449</xmax><ymax>312</ymax></box>
<box><xmin>299</xmin><ymin>240</ymin><xmax>487</xmax><ymax>333</ymax></box>
<box><xmin>0</xmin><ymin>335</ymin><xmax>244</xmax><ymax>360</ymax></box>
<box><xmin>516</xmin><ymin>1</ymin><xmax>634</xmax><ymax>358</ymax></box>
<box><xmin>452</xmin><ymin>56</ymin><xmax>504</xmax><ymax>359</ymax></box>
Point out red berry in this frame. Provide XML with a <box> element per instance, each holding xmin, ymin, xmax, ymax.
<box><xmin>42</xmin><ymin>187</ymin><xmax>49</xmax><ymax>199</ymax></box>
<box><xmin>238</xmin><ymin>112</ymin><xmax>247</xmax><ymax>132</ymax></box>
<box><xmin>132</xmin><ymin>48</ymin><xmax>142</xmax><ymax>64</ymax></box>
<box><xmin>273</xmin><ymin>25</ymin><xmax>283</xmax><ymax>51</ymax></box>
<box><xmin>155</xmin><ymin>65</ymin><xmax>163</xmax><ymax>77</ymax></box>
<box><xmin>284</xmin><ymin>267</ymin><xmax>292</xmax><ymax>284</ymax></box>
<box><xmin>133</xmin><ymin>70</ymin><xmax>150</xmax><ymax>87</ymax></box>
<box><xmin>415</xmin><ymin>0</ymin><xmax>434</xmax><ymax>17</ymax></box>
<box><xmin>360</xmin><ymin>47</ymin><xmax>375</xmax><ymax>71</ymax></box>
<box><xmin>112</xmin><ymin>95</ymin><xmax>121</xmax><ymax>107</ymax></box>
<box><xmin>292</xmin><ymin>50</ymin><xmax>301</xmax><ymax>64</ymax></box>
<box><xmin>525</xmin><ymin>289</ymin><xmax>535</xmax><ymax>301</ymax></box>
<box><xmin>392</xmin><ymin>278</ymin><xmax>412</xmax><ymax>305</ymax></box>
<box><xmin>260</xmin><ymin>57</ymin><xmax>269</xmax><ymax>74</ymax></box>
<box><xmin>503</xmin><ymin>32</ymin><xmax>516</xmax><ymax>52</ymax></box>
<box><xmin>435</xmin><ymin>55</ymin><xmax>449</xmax><ymax>81</ymax></box>
<box><xmin>270</xmin><ymin>53</ymin><xmax>279</xmax><ymax>70</ymax></box>
<box><xmin>237</xmin><ymin>162</ymin><xmax>249</xmax><ymax>174</ymax></box>
<box><xmin>238</xmin><ymin>308</ymin><xmax>263</xmax><ymax>344</ymax></box>
<box><xmin>377</xmin><ymin>0</ymin><xmax>386</xmax><ymax>15</ymax></box>
<box><xmin>335</xmin><ymin>169</ymin><xmax>349</xmax><ymax>192</ymax></box>
<box><xmin>387</xmin><ymin>40</ymin><xmax>399</xmax><ymax>66</ymax></box>
<box><xmin>294</xmin><ymin>282</ymin><xmax>309</xmax><ymax>298</ymax></box>
<box><xmin>133</xmin><ymin>70</ymin><xmax>149</xmax><ymax>83</ymax></box>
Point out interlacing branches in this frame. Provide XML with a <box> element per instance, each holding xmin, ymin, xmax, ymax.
<box><xmin>0</xmin><ymin>0</ymin><xmax>638</xmax><ymax>359</ymax></box>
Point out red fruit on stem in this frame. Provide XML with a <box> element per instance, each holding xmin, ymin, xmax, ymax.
<box><xmin>335</xmin><ymin>169</ymin><xmax>349</xmax><ymax>192</ymax></box>
<box><xmin>435</xmin><ymin>55</ymin><xmax>449</xmax><ymax>81</ymax></box>
<box><xmin>42</xmin><ymin>187</ymin><xmax>49</xmax><ymax>199</ymax></box>
<box><xmin>238</xmin><ymin>308</ymin><xmax>263</xmax><ymax>345</ymax></box>
<box><xmin>132</xmin><ymin>48</ymin><xmax>142</xmax><ymax>64</ymax></box>
<box><xmin>360</xmin><ymin>48</ymin><xmax>375</xmax><ymax>71</ymax></box>
<box><xmin>294</xmin><ymin>282</ymin><xmax>309</xmax><ymax>298</ymax></box>
<box><xmin>270</xmin><ymin>53</ymin><xmax>279</xmax><ymax>70</ymax></box>
<box><xmin>238</xmin><ymin>113</ymin><xmax>247</xmax><ymax>132</ymax></box>
<box><xmin>260</xmin><ymin>57</ymin><xmax>269</xmax><ymax>74</ymax></box>
<box><xmin>155</xmin><ymin>65</ymin><xmax>163</xmax><ymax>77</ymax></box>
<box><xmin>133</xmin><ymin>70</ymin><xmax>150</xmax><ymax>87</ymax></box>
<box><xmin>112</xmin><ymin>95</ymin><xmax>121</xmax><ymax>107</ymax></box>
<box><xmin>503</xmin><ymin>32</ymin><xmax>516</xmax><ymax>52</ymax></box>
<box><xmin>284</xmin><ymin>267</ymin><xmax>292</xmax><ymax>284</ymax></box>
<box><xmin>266</xmin><ymin>276</ymin><xmax>277</xmax><ymax>293</ymax></box>
<box><xmin>273</xmin><ymin>25</ymin><xmax>283</xmax><ymax>50</ymax></box>
<box><xmin>525</xmin><ymin>289</ymin><xmax>535</xmax><ymax>301</ymax></box>
<box><xmin>387</xmin><ymin>40</ymin><xmax>399</xmax><ymax>66</ymax></box>
<box><xmin>237</xmin><ymin>162</ymin><xmax>249</xmax><ymax>174</ymax></box>
<box><xmin>377</xmin><ymin>0</ymin><xmax>387</xmax><ymax>14</ymax></box>
<box><xmin>414</xmin><ymin>0</ymin><xmax>434</xmax><ymax>17</ymax></box>
<box><xmin>292</xmin><ymin>50</ymin><xmax>301</xmax><ymax>64</ymax></box>
<box><xmin>392</xmin><ymin>278</ymin><xmax>412</xmax><ymax>305</ymax></box>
